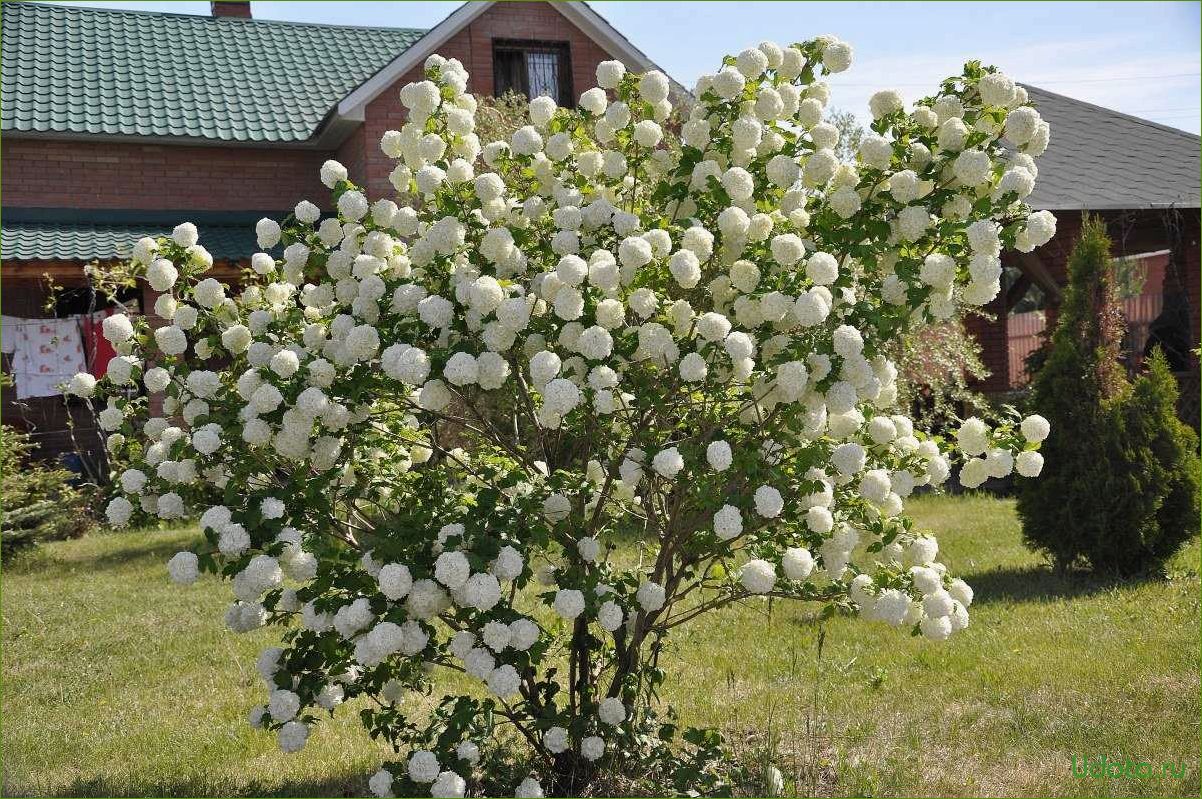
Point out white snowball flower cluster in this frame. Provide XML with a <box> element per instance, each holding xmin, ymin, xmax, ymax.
<box><xmin>78</xmin><ymin>39</ymin><xmax>1050</xmax><ymax>797</ymax></box>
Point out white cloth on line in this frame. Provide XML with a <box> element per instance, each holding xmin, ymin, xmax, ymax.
<box><xmin>9</xmin><ymin>317</ymin><xmax>87</xmax><ymax>399</ymax></box>
<box><xmin>1</xmin><ymin>315</ymin><xmax>21</xmax><ymax>354</ymax></box>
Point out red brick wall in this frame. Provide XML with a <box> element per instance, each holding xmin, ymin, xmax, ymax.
<box><xmin>4</xmin><ymin>138</ymin><xmax>331</xmax><ymax>212</ymax></box>
<box><xmin>964</xmin><ymin>294</ymin><xmax>1011</xmax><ymax>393</ymax></box>
<box><xmin>354</xmin><ymin>1</ymin><xmax>625</xmax><ymax>198</ymax></box>
<box><xmin>6</xmin><ymin>3</ymin><xmax>636</xmax><ymax>213</ymax></box>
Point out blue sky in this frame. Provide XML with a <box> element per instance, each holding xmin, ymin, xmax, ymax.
<box><xmin>57</xmin><ymin>1</ymin><xmax>1201</xmax><ymax>133</ymax></box>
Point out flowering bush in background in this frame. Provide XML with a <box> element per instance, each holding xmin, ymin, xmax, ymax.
<box><xmin>71</xmin><ymin>36</ymin><xmax>1054</xmax><ymax>797</ymax></box>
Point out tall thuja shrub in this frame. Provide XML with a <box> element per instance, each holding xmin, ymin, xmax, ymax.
<box><xmin>1101</xmin><ymin>348</ymin><xmax>1200</xmax><ymax>573</ymax></box>
<box><xmin>1017</xmin><ymin>218</ymin><xmax>1123</xmax><ymax>569</ymax></box>
<box><xmin>68</xmin><ymin>40</ymin><xmax>1056</xmax><ymax>798</ymax></box>
<box><xmin>1018</xmin><ymin>218</ymin><xmax>1199</xmax><ymax>572</ymax></box>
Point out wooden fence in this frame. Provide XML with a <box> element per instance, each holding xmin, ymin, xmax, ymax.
<box><xmin>1007</xmin><ymin>294</ymin><xmax>1165</xmax><ymax>387</ymax></box>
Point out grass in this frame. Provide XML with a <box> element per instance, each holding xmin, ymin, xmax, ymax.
<box><xmin>2</xmin><ymin>495</ymin><xmax>1198</xmax><ymax>797</ymax></box>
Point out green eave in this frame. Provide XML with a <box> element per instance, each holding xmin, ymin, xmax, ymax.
<box><xmin>1</xmin><ymin>209</ymin><xmax>272</xmax><ymax>262</ymax></box>
<box><xmin>1</xmin><ymin>2</ymin><xmax>426</xmax><ymax>143</ymax></box>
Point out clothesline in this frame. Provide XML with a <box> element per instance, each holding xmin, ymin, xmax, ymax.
<box><xmin>1</xmin><ymin>311</ymin><xmax>117</xmax><ymax>399</ymax></box>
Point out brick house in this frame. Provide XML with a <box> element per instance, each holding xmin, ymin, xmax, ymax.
<box><xmin>968</xmin><ymin>86</ymin><xmax>1200</xmax><ymax>423</ymax></box>
<box><xmin>0</xmin><ymin>0</ymin><xmax>674</xmax><ymax>461</ymax></box>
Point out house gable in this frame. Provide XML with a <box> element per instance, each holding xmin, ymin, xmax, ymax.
<box><xmin>343</xmin><ymin>1</ymin><xmax>672</xmax><ymax>199</ymax></box>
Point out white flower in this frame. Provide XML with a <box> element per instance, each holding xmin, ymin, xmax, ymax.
<box><xmin>1016</xmin><ymin>450</ymin><xmax>1044</xmax><ymax>477</ymax></box>
<box><xmin>165</xmin><ymin>551</ymin><xmax>198</xmax><ymax>585</ymax></box>
<box><xmin>695</xmin><ymin>312</ymin><xmax>731</xmax><ymax>343</ymax></box>
<box><xmin>828</xmin><ymin>185</ymin><xmax>861</xmax><ymax>219</ymax></box>
<box><xmin>720</xmin><ymin>167</ymin><xmax>755</xmax><ymax>201</ymax></box>
<box><xmin>794</xmin><ymin>290</ymin><xmax>830</xmax><ymax>327</ymax></box>
<box><xmin>487</xmin><ymin>664</ymin><xmax>521</xmax><ymax>698</ymax></box>
<box><xmin>579</xmin><ymin>87</ymin><xmax>608</xmax><ymax>116</ymax></box>
<box><xmin>598</xmin><ymin>600</ymin><xmax>624</xmax><ymax>631</ymax></box>
<box><xmin>868</xmin><ymin>90</ymin><xmax>904</xmax><ymax>119</ymax></box>
<box><xmin>434</xmin><ymin>551</ymin><xmax>471</xmax><ymax>590</ymax></box>
<box><xmin>948</xmin><ymin>578</ymin><xmax>974</xmax><ymax>607</ymax></box>
<box><xmin>432</xmin><ymin>772</ymin><xmax>466</xmax><ymax>798</ymax></box>
<box><xmin>805</xmin><ymin>252</ymin><xmax>838</xmax><ymax>285</ymax></box>
<box><xmin>320</xmin><ymin>159</ymin><xmax>348</xmax><ymax>188</ymax></box>
<box><xmin>64</xmin><ymin>372</ymin><xmax>97</xmax><ymax>398</ymax></box>
<box><xmin>753</xmin><ymin>485</ymin><xmax>784</xmax><ymax>518</ymax></box>
<box><xmin>554</xmin><ymin>588</ymin><xmax>585</xmax><ymax>620</ymax></box>
<box><xmin>907</xmin><ymin>536</ymin><xmax>938</xmax><ymax>566</ymax></box>
<box><xmin>598</xmin><ymin>697</ymin><xmax>626</xmax><ymax>726</ymax></box>
<box><xmin>278</xmin><ymin>721</ymin><xmax>309</xmax><ymax>753</ymax></box>
<box><xmin>706</xmin><ymin>440</ymin><xmax>732</xmax><ymax>471</ymax></box>
<box><xmin>369</xmin><ymin>769</ymin><xmax>394</xmax><ymax>798</ymax></box>
<box><xmin>959</xmin><ymin>457</ymin><xmax>990</xmax><ymax>488</ymax></box>
<box><xmin>956</xmin><ymin>417</ymin><xmax>990</xmax><ymax>456</ymax></box>
<box><xmin>713</xmin><ymin>505</ymin><xmax>743</xmax><ymax>540</ymax></box>
<box><xmin>636</xmin><ymin>581</ymin><xmax>665</xmax><ymax>612</ymax></box>
<box><xmin>268</xmin><ymin>688</ymin><xmax>301</xmax><ymax>722</ymax></box>
<box><xmin>457</xmin><ymin>741</ymin><xmax>481</xmax><ymax>764</ymax></box>
<box><xmin>768</xmin><ymin>234</ymin><xmax>804</xmax><ymax>268</ymax></box>
<box><xmin>651</xmin><ymin>447</ymin><xmax>684</xmax><ymax>479</ymax></box>
<box><xmin>377</xmin><ymin>563</ymin><xmax>413</xmax><ymax>601</ymax></box>
<box><xmin>596</xmin><ymin>59</ymin><xmax>626</xmax><ymax>89</ymax></box>
<box><xmin>634</xmin><ymin>119</ymin><xmax>663</xmax><ymax>148</ymax></box>
<box><xmin>740</xmin><ymin>559</ymin><xmax>776</xmax><ymax>594</ymax></box>
<box><xmin>511</xmin><ymin>125</ymin><xmax>543</xmax><ymax>156</ymax></box>
<box><xmin>668</xmin><ymin>249</ymin><xmax>701</xmax><ymax>289</ymax></box>
<box><xmin>443</xmin><ymin>352</ymin><xmax>479</xmax><ymax>387</ymax></box>
<box><xmin>492</xmin><ymin>545</ymin><xmax>524</xmax><ymax>581</ymax></box>
<box><xmin>515</xmin><ymin>777</ymin><xmax>544</xmax><ymax>798</ymax></box>
<box><xmin>146</xmin><ymin>258</ymin><xmax>178</xmax><ymax>292</ymax></box>
<box><xmin>782</xmin><ymin>547</ymin><xmax>815</xmax><ymax>581</ymax></box>
<box><xmin>577</xmin><ymin>536</ymin><xmax>601</xmax><ymax>563</ymax></box>
<box><xmin>1004</xmin><ymin>106</ymin><xmax>1041</xmax><ymax>145</ymax></box>
<box><xmin>408</xmin><ymin>751</ymin><xmax>440</xmax><ymax>783</ymax></box>
<box><xmin>1020</xmin><ymin>414</ymin><xmax>1050</xmax><ymax>442</ymax></box>
<box><xmin>221</xmin><ymin>325</ymin><xmax>252</xmax><ymax>354</ymax></box>
<box><xmin>582</xmin><ymin>735</ymin><xmax>606</xmax><ymax>761</ymax></box>
<box><xmin>639</xmin><ymin>70</ymin><xmax>670</xmax><ymax>103</ymax></box>
<box><xmin>529</xmin><ymin>94</ymin><xmax>557</xmax><ymax>126</ymax></box>
<box><xmin>920</xmin><ymin>614</ymin><xmax>953</xmax><ymax>641</ymax></box>
<box><xmin>101</xmin><ymin>313</ymin><xmax>135</xmax><ymax>345</ymax></box>
<box><xmin>832</xmin><ymin>442</ymin><xmax>866</xmax><ymax>475</ymax></box>
<box><xmin>543</xmin><ymin>726</ymin><xmax>569</xmax><ymax>754</ymax></box>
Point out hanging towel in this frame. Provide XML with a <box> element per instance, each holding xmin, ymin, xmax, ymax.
<box><xmin>10</xmin><ymin>317</ymin><xmax>87</xmax><ymax>399</ymax></box>
<box><xmin>81</xmin><ymin>309</ymin><xmax>117</xmax><ymax>378</ymax></box>
<box><xmin>1</xmin><ymin>315</ymin><xmax>22</xmax><ymax>355</ymax></box>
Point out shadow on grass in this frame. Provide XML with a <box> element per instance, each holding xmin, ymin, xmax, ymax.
<box><xmin>4</xmin><ymin>772</ymin><xmax>365</xmax><ymax>798</ymax></box>
<box><xmin>963</xmin><ymin>563</ymin><xmax>1161</xmax><ymax>604</ymax></box>
<box><xmin>4</xmin><ymin>531</ymin><xmax>198</xmax><ymax>577</ymax></box>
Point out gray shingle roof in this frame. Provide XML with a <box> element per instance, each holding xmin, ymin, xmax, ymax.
<box><xmin>1023</xmin><ymin>85</ymin><xmax>1201</xmax><ymax>211</ymax></box>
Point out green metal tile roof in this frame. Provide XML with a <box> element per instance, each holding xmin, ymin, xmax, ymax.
<box><xmin>1</xmin><ymin>2</ymin><xmax>426</xmax><ymax>142</ymax></box>
<box><xmin>2</xmin><ymin>217</ymin><xmax>259</xmax><ymax>262</ymax></box>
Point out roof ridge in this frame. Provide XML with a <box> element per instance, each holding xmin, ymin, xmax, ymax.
<box><xmin>1021</xmin><ymin>82</ymin><xmax>1201</xmax><ymax>141</ymax></box>
<box><xmin>14</xmin><ymin>2</ymin><xmax>426</xmax><ymax>36</ymax></box>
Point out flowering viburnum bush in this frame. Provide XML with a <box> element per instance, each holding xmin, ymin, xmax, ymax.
<box><xmin>75</xmin><ymin>38</ymin><xmax>1053</xmax><ymax>796</ymax></box>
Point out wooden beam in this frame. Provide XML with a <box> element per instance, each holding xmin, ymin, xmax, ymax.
<box><xmin>1017</xmin><ymin>252</ymin><xmax>1064</xmax><ymax>304</ymax></box>
<box><xmin>1005</xmin><ymin>272</ymin><xmax>1033</xmax><ymax>313</ymax></box>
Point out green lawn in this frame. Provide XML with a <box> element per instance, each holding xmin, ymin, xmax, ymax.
<box><xmin>2</xmin><ymin>496</ymin><xmax>1198</xmax><ymax>797</ymax></box>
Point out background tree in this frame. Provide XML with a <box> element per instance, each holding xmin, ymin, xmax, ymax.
<box><xmin>1017</xmin><ymin>217</ymin><xmax>1199</xmax><ymax>573</ymax></box>
<box><xmin>1</xmin><ymin>423</ymin><xmax>95</xmax><ymax>550</ymax></box>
